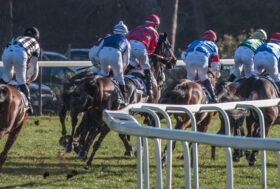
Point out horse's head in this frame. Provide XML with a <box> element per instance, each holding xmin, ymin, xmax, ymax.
<box><xmin>215</xmin><ymin>81</ymin><xmax>239</xmax><ymax>102</ymax></box>
<box><xmin>71</xmin><ymin>78</ymin><xmax>97</xmax><ymax>113</ymax></box>
<box><xmin>150</xmin><ymin>32</ymin><xmax>177</xmax><ymax>87</ymax></box>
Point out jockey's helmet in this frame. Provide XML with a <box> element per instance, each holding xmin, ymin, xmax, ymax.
<box><xmin>252</xmin><ymin>29</ymin><xmax>267</xmax><ymax>41</ymax></box>
<box><xmin>202</xmin><ymin>30</ymin><xmax>217</xmax><ymax>42</ymax></box>
<box><xmin>270</xmin><ymin>32</ymin><xmax>280</xmax><ymax>43</ymax></box>
<box><xmin>24</xmin><ymin>27</ymin><xmax>40</xmax><ymax>40</ymax></box>
<box><xmin>145</xmin><ymin>14</ymin><xmax>160</xmax><ymax>29</ymax></box>
<box><xmin>113</xmin><ymin>21</ymin><xmax>128</xmax><ymax>35</ymax></box>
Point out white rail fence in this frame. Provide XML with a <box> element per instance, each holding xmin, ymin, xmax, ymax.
<box><xmin>103</xmin><ymin>99</ymin><xmax>280</xmax><ymax>189</ymax></box>
<box><xmin>0</xmin><ymin>59</ymin><xmax>234</xmax><ymax>67</ymax></box>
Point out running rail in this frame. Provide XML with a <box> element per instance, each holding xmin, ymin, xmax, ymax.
<box><xmin>103</xmin><ymin>99</ymin><xmax>280</xmax><ymax>189</ymax></box>
<box><xmin>0</xmin><ymin>59</ymin><xmax>234</xmax><ymax>67</ymax></box>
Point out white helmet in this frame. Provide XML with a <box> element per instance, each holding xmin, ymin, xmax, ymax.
<box><xmin>113</xmin><ymin>21</ymin><xmax>128</xmax><ymax>35</ymax></box>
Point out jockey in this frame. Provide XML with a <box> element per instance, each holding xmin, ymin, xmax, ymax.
<box><xmin>88</xmin><ymin>33</ymin><xmax>111</xmax><ymax>74</ymax></box>
<box><xmin>98</xmin><ymin>21</ymin><xmax>130</xmax><ymax>102</ymax></box>
<box><xmin>228</xmin><ymin>29</ymin><xmax>267</xmax><ymax>81</ymax></box>
<box><xmin>253</xmin><ymin>32</ymin><xmax>280</xmax><ymax>84</ymax></box>
<box><xmin>0</xmin><ymin>26</ymin><xmax>41</xmax><ymax>114</ymax></box>
<box><xmin>126</xmin><ymin>14</ymin><xmax>160</xmax><ymax>96</ymax></box>
<box><xmin>181</xmin><ymin>30</ymin><xmax>220</xmax><ymax>103</ymax></box>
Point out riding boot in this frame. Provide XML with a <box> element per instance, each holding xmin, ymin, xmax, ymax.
<box><xmin>0</xmin><ymin>78</ymin><xmax>7</xmax><ymax>84</ymax></box>
<box><xmin>228</xmin><ymin>73</ymin><xmax>236</xmax><ymax>82</ymax></box>
<box><xmin>203</xmin><ymin>79</ymin><xmax>218</xmax><ymax>103</ymax></box>
<box><xmin>119</xmin><ymin>84</ymin><xmax>127</xmax><ymax>104</ymax></box>
<box><xmin>118</xmin><ymin>85</ymin><xmax>126</xmax><ymax>105</ymax></box>
<box><xmin>144</xmin><ymin>69</ymin><xmax>153</xmax><ymax>96</ymax></box>
<box><xmin>19</xmin><ymin>84</ymin><xmax>33</xmax><ymax>114</ymax></box>
<box><xmin>124</xmin><ymin>64</ymin><xmax>135</xmax><ymax>75</ymax></box>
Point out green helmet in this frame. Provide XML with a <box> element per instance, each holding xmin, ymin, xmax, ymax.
<box><xmin>252</xmin><ymin>29</ymin><xmax>267</xmax><ymax>41</ymax></box>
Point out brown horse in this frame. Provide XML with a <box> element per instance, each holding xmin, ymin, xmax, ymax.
<box><xmin>64</xmin><ymin>32</ymin><xmax>176</xmax><ymax>167</ymax></box>
<box><xmin>213</xmin><ymin>76</ymin><xmax>280</xmax><ymax>165</ymax></box>
<box><xmin>0</xmin><ymin>84</ymin><xmax>29</xmax><ymax>172</ymax></box>
<box><xmin>159</xmin><ymin>71</ymin><xmax>217</xmax><ymax>166</ymax></box>
<box><xmin>231</xmin><ymin>76</ymin><xmax>280</xmax><ymax>165</ymax></box>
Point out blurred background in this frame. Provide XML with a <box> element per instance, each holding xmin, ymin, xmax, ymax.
<box><xmin>0</xmin><ymin>0</ymin><xmax>280</xmax><ymax>114</ymax></box>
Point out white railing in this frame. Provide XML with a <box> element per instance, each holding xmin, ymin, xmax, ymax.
<box><xmin>103</xmin><ymin>99</ymin><xmax>280</xmax><ymax>189</ymax></box>
<box><xmin>0</xmin><ymin>59</ymin><xmax>234</xmax><ymax>67</ymax></box>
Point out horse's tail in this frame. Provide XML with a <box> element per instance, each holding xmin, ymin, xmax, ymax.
<box><xmin>0</xmin><ymin>86</ymin><xmax>8</xmax><ymax>103</ymax></box>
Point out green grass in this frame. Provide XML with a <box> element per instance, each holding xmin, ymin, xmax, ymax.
<box><xmin>0</xmin><ymin>115</ymin><xmax>279</xmax><ymax>188</ymax></box>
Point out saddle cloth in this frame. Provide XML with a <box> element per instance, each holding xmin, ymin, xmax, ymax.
<box><xmin>196</xmin><ymin>81</ymin><xmax>210</xmax><ymax>104</ymax></box>
<box><xmin>124</xmin><ymin>74</ymin><xmax>147</xmax><ymax>95</ymax></box>
<box><xmin>7</xmin><ymin>81</ymin><xmax>30</xmax><ymax>112</ymax></box>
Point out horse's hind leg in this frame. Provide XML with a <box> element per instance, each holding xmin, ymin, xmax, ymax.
<box><xmin>85</xmin><ymin>126</ymin><xmax>110</xmax><ymax>168</ymax></box>
<box><xmin>119</xmin><ymin>134</ymin><xmax>133</xmax><ymax>156</ymax></box>
<box><xmin>0</xmin><ymin>123</ymin><xmax>24</xmax><ymax>172</ymax></box>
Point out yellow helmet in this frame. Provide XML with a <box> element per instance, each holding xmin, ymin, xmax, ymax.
<box><xmin>252</xmin><ymin>29</ymin><xmax>267</xmax><ymax>41</ymax></box>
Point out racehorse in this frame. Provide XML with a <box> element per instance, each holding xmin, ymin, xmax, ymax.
<box><xmin>159</xmin><ymin>70</ymin><xmax>217</xmax><ymax>166</ymax></box>
<box><xmin>230</xmin><ymin>76</ymin><xmax>280</xmax><ymax>165</ymax></box>
<box><xmin>0</xmin><ymin>84</ymin><xmax>29</xmax><ymax>172</ymax></box>
<box><xmin>212</xmin><ymin>76</ymin><xmax>280</xmax><ymax>165</ymax></box>
<box><xmin>61</xmin><ymin>32</ymin><xmax>176</xmax><ymax>167</ymax></box>
<box><xmin>59</xmin><ymin>70</ymin><xmax>95</xmax><ymax>140</ymax></box>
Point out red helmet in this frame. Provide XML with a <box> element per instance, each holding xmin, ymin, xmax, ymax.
<box><xmin>202</xmin><ymin>30</ymin><xmax>217</xmax><ymax>42</ymax></box>
<box><xmin>145</xmin><ymin>14</ymin><xmax>160</xmax><ymax>26</ymax></box>
<box><xmin>270</xmin><ymin>32</ymin><xmax>280</xmax><ymax>43</ymax></box>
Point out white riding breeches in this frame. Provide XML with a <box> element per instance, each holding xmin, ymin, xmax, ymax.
<box><xmin>89</xmin><ymin>45</ymin><xmax>100</xmax><ymax>65</ymax></box>
<box><xmin>1</xmin><ymin>44</ymin><xmax>28</xmax><ymax>85</ymax></box>
<box><xmin>184</xmin><ymin>51</ymin><xmax>208</xmax><ymax>81</ymax></box>
<box><xmin>129</xmin><ymin>40</ymin><xmax>150</xmax><ymax>70</ymax></box>
<box><xmin>233</xmin><ymin>46</ymin><xmax>254</xmax><ymax>78</ymax></box>
<box><xmin>99</xmin><ymin>47</ymin><xmax>125</xmax><ymax>85</ymax></box>
<box><xmin>254</xmin><ymin>51</ymin><xmax>280</xmax><ymax>82</ymax></box>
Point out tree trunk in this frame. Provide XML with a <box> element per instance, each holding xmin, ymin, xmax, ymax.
<box><xmin>0</xmin><ymin>0</ymin><xmax>13</xmax><ymax>54</ymax></box>
<box><xmin>191</xmin><ymin>0</ymin><xmax>205</xmax><ymax>37</ymax></box>
<box><xmin>159</xmin><ymin>0</ymin><xmax>179</xmax><ymax>49</ymax></box>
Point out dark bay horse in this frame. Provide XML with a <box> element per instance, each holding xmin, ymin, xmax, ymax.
<box><xmin>59</xmin><ymin>70</ymin><xmax>95</xmax><ymax>140</ymax></box>
<box><xmin>158</xmin><ymin>71</ymin><xmax>217</xmax><ymax>166</ymax></box>
<box><xmin>0</xmin><ymin>84</ymin><xmax>29</xmax><ymax>172</ymax></box>
<box><xmin>213</xmin><ymin>76</ymin><xmax>280</xmax><ymax>165</ymax></box>
<box><xmin>61</xmin><ymin>32</ymin><xmax>176</xmax><ymax>167</ymax></box>
<box><xmin>232</xmin><ymin>76</ymin><xmax>280</xmax><ymax>165</ymax></box>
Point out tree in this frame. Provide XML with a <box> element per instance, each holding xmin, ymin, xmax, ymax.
<box><xmin>0</xmin><ymin>0</ymin><xmax>13</xmax><ymax>54</ymax></box>
<box><xmin>159</xmin><ymin>0</ymin><xmax>179</xmax><ymax>49</ymax></box>
<box><xmin>191</xmin><ymin>0</ymin><xmax>205</xmax><ymax>36</ymax></box>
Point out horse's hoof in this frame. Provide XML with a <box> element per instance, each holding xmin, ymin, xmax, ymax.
<box><xmin>59</xmin><ymin>137</ymin><xmax>67</xmax><ymax>147</ymax></box>
<box><xmin>78</xmin><ymin>150</ymin><xmax>88</xmax><ymax>160</ymax></box>
<box><xmin>124</xmin><ymin>151</ymin><xmax>133</xmax><ymax>157</ymax></box>
<box><xmin>248</xmin><ymin>160</ymin><xmax>255</xmax><ymax>166</ymax></box>
<box><xmin>65</xmin><ymin>144</ymin><xmax>73</xmax><ymax>153</ymax></box>
<box><xmin>233</xmin><ymin>156</ymin><xmax>240</xmax><ymax>162</ymax></box>
<box><xmin>73</xmin><ymin>144</ymin><xmax>80</xmax><ymax>154</ymax></box>
<box><xmin>83</xmin><ymin>165</ymin><xmax>90</xmax><ymax>170</ymax></box>
<box><xmin>245</xmin><ymin>151</ymin><xmax>251</xmax><ymax>160</ymax></box>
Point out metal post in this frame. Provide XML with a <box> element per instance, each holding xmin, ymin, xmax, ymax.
<box><xmin>39</xmin><ymin>49</ymin><xmax>43</xmax><ymax>115</ymax></box>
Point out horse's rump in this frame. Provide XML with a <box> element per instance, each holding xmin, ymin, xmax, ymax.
<box><xmin>159</xmin><ymin>79</ymin><xmax>205</xmax><ymax>105</ymax></box>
